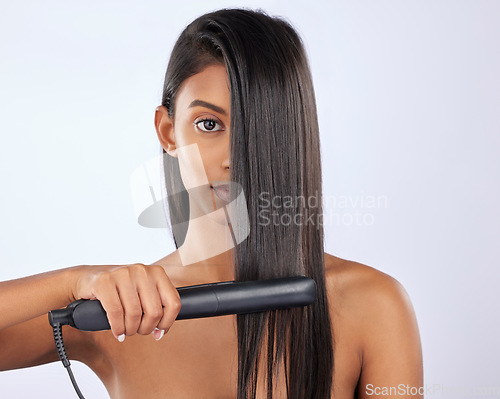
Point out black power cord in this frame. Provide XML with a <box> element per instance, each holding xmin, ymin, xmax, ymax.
<box><xmin>49</xmin><ymin>301</ymin><xmax>87</xmax><ymax>399</ymax></box>
<box><xmin>51</xmin><ymin>323</ymin><xmax>86</xmax><ymax>399</ymax></box>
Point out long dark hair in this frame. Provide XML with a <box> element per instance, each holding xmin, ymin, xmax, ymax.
<box><xmin>160</xmin><ymin>8</ymin><xmax>334</xmax><ymax>398</ymax></box>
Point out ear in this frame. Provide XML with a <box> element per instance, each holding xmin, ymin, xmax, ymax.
<box><xmin>154</xmin><ymin>106</ymin><xmax>177</xmax><ymax>157</ymax></box>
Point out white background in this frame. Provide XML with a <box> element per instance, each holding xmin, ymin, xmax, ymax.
<box><xmin>1</xmin><ymin>0</ymin><xmax>499</xmax><ymax>397</ymax></box>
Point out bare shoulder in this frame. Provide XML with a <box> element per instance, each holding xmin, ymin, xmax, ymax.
<box><xmin>323</xmin><ymin>252</ymin><xmax>420</xmax><ymax>341</ymax></box>
<box><xmin>324</xmin><ymin>252</ymin><xmax>423</xmax><ymax>389</ymax></box>
<box><xmin>323</xmin><ymin>252</ymin><xmax>414</xmax><ymax>314</ymax></box>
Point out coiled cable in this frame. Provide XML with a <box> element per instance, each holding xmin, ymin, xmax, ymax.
<box><xmin>52</xmin><ymin>323</ymin><xmax>86</xmax><ymax>399</ymax></box>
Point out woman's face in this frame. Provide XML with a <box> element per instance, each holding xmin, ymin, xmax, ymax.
<box><xmin>155</xmin><ymin>64</ymin><xmax>232</xmax><ymax>219</ymax></box>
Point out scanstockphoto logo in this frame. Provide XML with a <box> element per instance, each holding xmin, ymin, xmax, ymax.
<box><xmin>365</xmin><ymin>384</ymin><xmax>500</xmax><ymax>397</ymax></box>
<box><xmin>257</xmin><ymin>191</ymin><xmax>388</xmax><ymax>227</ymax></box>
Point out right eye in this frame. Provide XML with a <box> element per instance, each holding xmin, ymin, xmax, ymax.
<box><xmin>194</xmin><ymin>118</ymin><xmax>224</xmax><ymax>133</ymax></box>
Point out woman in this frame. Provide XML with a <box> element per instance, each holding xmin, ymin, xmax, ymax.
<box><xmin>0</xmin><ymin>8</ymin><xmax>423</xmax><ymax>399</ymax></box>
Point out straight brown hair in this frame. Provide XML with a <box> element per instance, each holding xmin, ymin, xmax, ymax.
<box><xmin>160</xmin><ymin>8</ymin><xmax>334</xmax><ymax>398</ymax></box>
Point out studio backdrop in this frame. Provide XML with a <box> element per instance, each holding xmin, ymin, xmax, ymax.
<box><xmin>0</xmin><ymin>0</ymin><xmax>499</xmax><ymax>397</ymax></box>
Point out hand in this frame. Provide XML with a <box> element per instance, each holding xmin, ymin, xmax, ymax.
<box><xmin>73</xmin><ymin>264</ymin><xmax>181</xmax><ymax>342</ymax></box>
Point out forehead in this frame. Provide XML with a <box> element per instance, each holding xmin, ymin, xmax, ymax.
<box><xmin>175</xmin><ymin>64</ymin><xmax>230</xmax><ymax>112</ymax></box>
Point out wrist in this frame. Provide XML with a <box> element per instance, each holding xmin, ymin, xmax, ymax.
<box><xmin>66</xmin><ymin>264</ymin><xmax>89</xmax><ymax>303</ymax></box>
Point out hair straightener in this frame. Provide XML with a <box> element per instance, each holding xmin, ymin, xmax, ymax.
<box><xmin>48</xmin><ymin>276</ymin><xmax>316</xmax><ymax>398</ymax></box>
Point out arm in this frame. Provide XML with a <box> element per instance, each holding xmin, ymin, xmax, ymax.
<box><xmin>0</xmin><ymin>265</ymin><xmax>90</xmax><ymax>371</ymax></box>
<box><xmin>0</xmin><ymin>266</ymin><xmax>81</xmax><ymax>331</ymax></box>
<box><xmin>356</xmin><ymin>269</ymin><xmax>423</xmax><ymax>399</ymax></box>
<box><xmin>0</xmin><ymin>263</ymin><xmax>181</xmax><ymax>371</ymax></box>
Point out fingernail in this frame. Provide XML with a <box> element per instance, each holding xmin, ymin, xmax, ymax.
<box><xmin>153</xmin><ymin>328</ymin><xmax>164</xmax><ymax>341</ymax></box>
<box><xmin>117</xmin><ymin>334</ymin><xmax>125</xmax><ymax>343</ymax></box>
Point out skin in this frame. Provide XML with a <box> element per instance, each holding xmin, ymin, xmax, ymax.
<box><xmin>0</xmin><ymin>65</ymin><xmax>423</xmax><ymax>398</ymax></box>
<box><xmin>155</xmin><ymin>62</ymin><xmax>240</xmax><ymax>269</ymax></box>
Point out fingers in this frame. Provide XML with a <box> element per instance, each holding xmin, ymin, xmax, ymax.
<box><xmin>115</xmin><ymin>270</ymin><xmax>143</xmax><ymax>337</ymax></box>
<box><xmin>134</xmin><ymin>267</ymin><xmax>167</xmax><ymax>335</ymax></box>
<box><xmin>90</xmin><ymin>264</ymin><xmax>181</xmax><ymax>342</ymax></box>
<box><xmin>93</xmin><ymin>278</ymin><xmax>126</xmax><ymax>341</ymax></box>
<box><xmin>153</xmin><ymin>266</ymin><xmax>182</xmax><ymax>333</ymax></box>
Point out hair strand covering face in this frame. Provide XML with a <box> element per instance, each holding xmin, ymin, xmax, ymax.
<box><xmin>160</xmin><ymin>8</ymin><xmax>334</xmax><ymax>398</ymax></box>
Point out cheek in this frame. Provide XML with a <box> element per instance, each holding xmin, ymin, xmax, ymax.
<box><xmin>177</xmin><ymin>136</ymin><xmax>219</xmax><ymax>169</ymax></box>
<box><xmin>174</xmin><ymin>126</ymin><xmax>192</xmax><ymax>148</ymax></box>
<box><xmin>177</xmin><ymin>145</ymin><xmax>210</xmax><ymax>190</ymax></box>
<box><xmin>197</xmin><ymin>146</ymin><xmax>219</xmax><ymax>166</ymax></box>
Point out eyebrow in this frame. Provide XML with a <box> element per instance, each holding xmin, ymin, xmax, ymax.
<box><xmin>188</xmin><ymin>99</ymin><xmax>227</xmax><ymax>116</ymax></box>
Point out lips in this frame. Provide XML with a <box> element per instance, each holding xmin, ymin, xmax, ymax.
<box><xmin>211</xmin><ymin>183</ymin><xmax>231</xmax><ymax>203</ymax></box>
